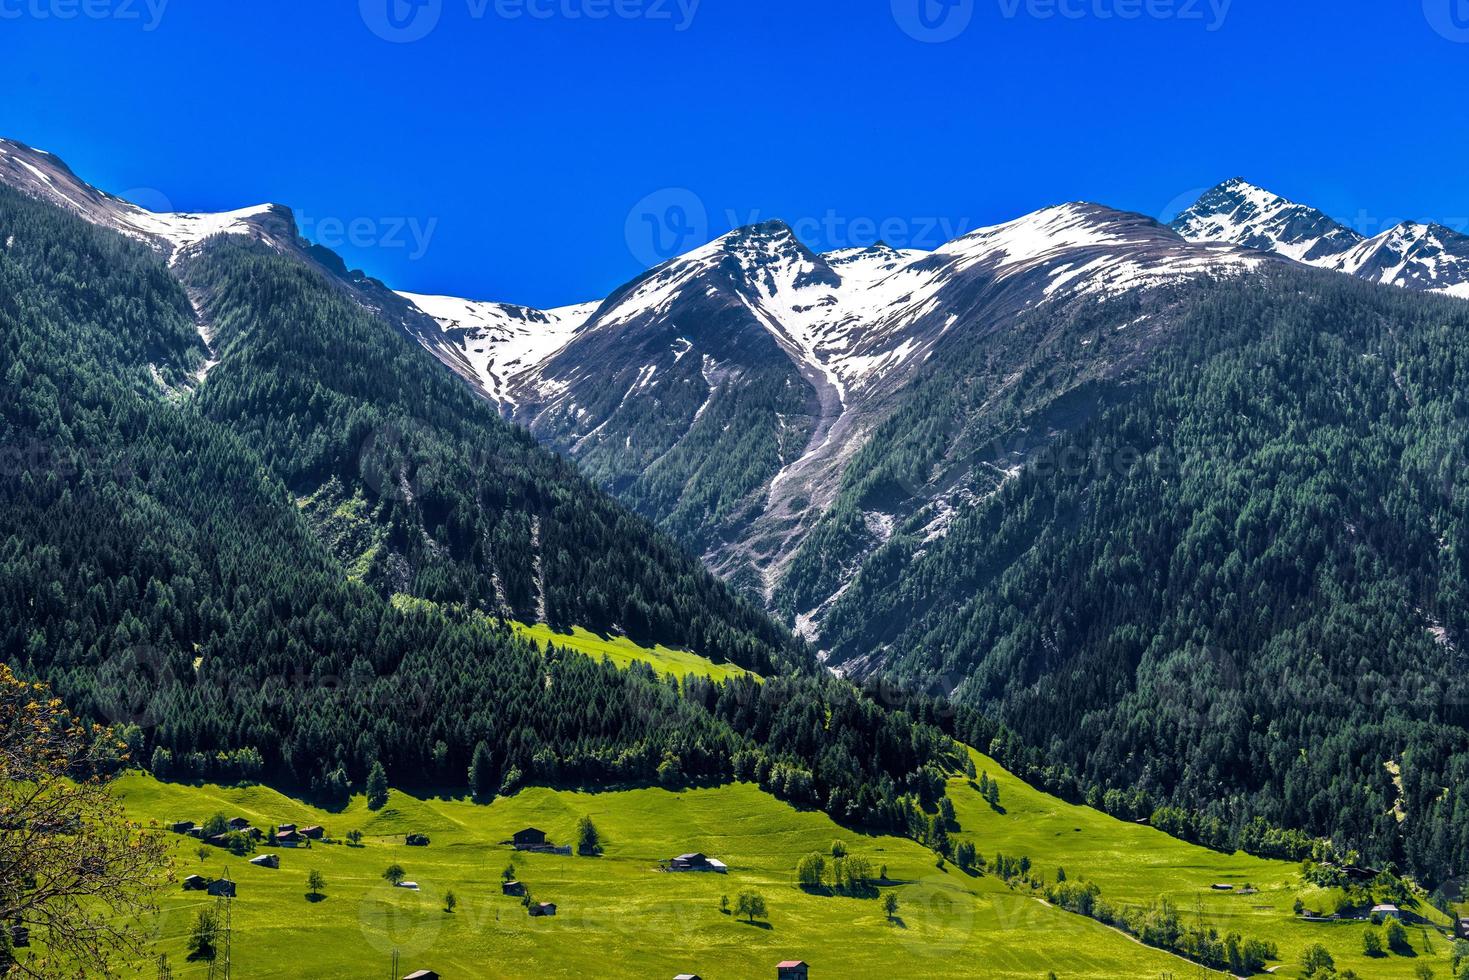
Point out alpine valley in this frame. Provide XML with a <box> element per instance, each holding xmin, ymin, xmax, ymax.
<box><xmin>401</xmin><ymin>173</ymin><xmax>1469</xmax><ymax>890</ymax></box>
<box><xmin>6</xmin><ymin>133</ymin><xmax>1469</xmax><ymax>977</ymax></box>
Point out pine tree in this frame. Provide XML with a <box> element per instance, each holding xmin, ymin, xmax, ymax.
<box><xmin>469</xmin><ymin>742</ymin><xmax>495</xmax><ymax>800</ymax></box>
<box><xmin>365</xmin><ymin>762</ymin><xmax>388</xmax><ymax>811</ymax></box>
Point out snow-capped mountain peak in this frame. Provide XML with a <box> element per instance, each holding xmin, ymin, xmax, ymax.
<box><xmin>942</xmin><ymin>202</ymin><xmax>1135</xmax><ymax>265</ymax></box>
<box><xmin>917</xmin><ymin>201</ymin><xmax>1267</xmax><ymax>304</ymax></box>
<box><xmin>1172</xmin><ymin>178</ymin><xmax>1469</xmax><ymax>299</ymax></box>
<box><xmin>1170</xmin><ymin>177</ymin><xmax>1364</xmax><ymax>264</ymax></box>
<box><xmin>1331</xmin><ymin>221</ymin><xmax>1469</xmax><ymax>299</ymax></box>
<box><xmin>823</xmin><ymin>242</ymin><xmax>927</xmax><ymax>286</ymax></box>
<box><xmin>0</xmin><ymin>137</ymin><xmax>286</xmax><ymax>264</ymax></box>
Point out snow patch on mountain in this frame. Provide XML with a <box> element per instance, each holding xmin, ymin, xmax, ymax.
<box><xmin>824</xmin><ymin>243</ymin><xmax>927</xmax><ymax>285</ymax></box>
<box><xmin>122</xmin><ymin>204</ymin><xmax>281</xmax><ymax>265</ymax></box>
<box><xmin>0</xmin><ymin>137</ymin><xmax>280</xmax><ymax>265</ymax></box>
<box><xmin>398</xmin><ymin>291</ymin><xmax>599</xmax><ymax>407</ymax></box>
<box><xmin>582</xmin><ymin>223</ymin><xmax>931</xmax><ymax>403</ymax></box>
<box><xmin>942</xmin><ymin>203</ymin><xmax>1133</xmax><ymax>270</ymax></box>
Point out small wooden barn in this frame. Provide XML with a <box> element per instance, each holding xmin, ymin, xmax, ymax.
<box><xmin>512</xmin><ymin>828</ymin><xmax>548</xmax><ymax>849</ymax></box>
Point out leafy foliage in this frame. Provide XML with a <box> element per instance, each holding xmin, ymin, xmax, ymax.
<box><xmin>0</xmin><ymin>662</ymin><xmax>170</xmax><ymax>977</ymax></box>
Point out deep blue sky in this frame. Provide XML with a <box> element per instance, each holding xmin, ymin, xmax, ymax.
<box><xmin>2</xmin><ymin>0</ymin><xmax>1467</xmax><ymax>308</ymax></box>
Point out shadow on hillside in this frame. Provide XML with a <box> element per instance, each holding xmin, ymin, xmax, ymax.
<box><xmin>965</xmin><ymin>781</ymin><xmax>1007</xmax><ymax>815</ymax></box>
<box><xmin>740</xmin><ymin>920</ymin><xmax>774</xmax><ymax>930</ymax></box>
<box><xmin>305</xmin><ymin>893</ymin><xmax>327</xmax><ymax>903</ymax></box>
<box><xmin>152</xmin><ymin>776</ymin><xmax>357</xmax><ymax>814</ymax></box>
<box><xmin>888</xmin><ymin>916</ymin><xmax>907</xmax><ymax>929</ymax></box>
<box><xmin>153</xmin><ymin>775</ymin><xmax>913</xmax><ymax>847</ymax></box>
<box><xmin>798</xmin><ymin>884</ymin><xmax>880</xmax><ymax>900</ymax></box>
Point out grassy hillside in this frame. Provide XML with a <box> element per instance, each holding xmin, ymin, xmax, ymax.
<box><xmin>948</xmin><ymin>748</ymin><xmax>1458</xmax><ymax>979</ymax></box>
<box><xmin>110</xmin><ymin>753</ymin><xmax>1460</xmax><ymax>979</ymax></box>
<box><xmin>119</xmin><ymin>776</ymin><xmax>1198</xmax><ymax>979</ymax></box>
<box><xmin>513</xmin><ymin>623</ymin><xmax>759</xmax><ymax>684</ymax></box>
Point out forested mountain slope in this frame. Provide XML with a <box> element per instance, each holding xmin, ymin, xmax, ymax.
<box><xmin>508</xmin><ymin>221</ymin><xmax>829</xmax><ymax>587</ymax></box>
<box><xmin>175</xmin><ymin>234</ymin><xmax>793</xmax><ymax>671</ymax></box>
<box><xmin>10</xmin><ymin>135</ymin><xmax>1469</xmax><ymax>888</ymax></box>
<box><xmin>822</xmin><ymin>267</ymin><xmax>1469</xmax><ymax>885</ymax></box>
<box><xmin>0</xmin><ymin>178</ymin><xmax>959</xmax><ymax>829</ymax></box>
<box><xmin>390</xmin><ymin>180</ymin><xmax>1469</xmax><ymax>884</ymax></box>
<box><xmin>408</xmin><ymin>206</ymin><xmax>1271</xmax><ymax>617</ymax></box>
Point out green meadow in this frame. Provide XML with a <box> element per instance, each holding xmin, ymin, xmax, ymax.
<box><xmin>947</xmin><ymin>749</ymin><xmax>1458</xmax><ymax>979</ymax></box>
<box><xmin>512</xmin><ymin>622</ymin><xmax>759</xmax><ymax>683</ymax></box>
<box><xmin>109</xmin><ymin>756</ymin><xmax>1461</xmax><ymax>980</ymax></box>
<box><xmin>96</xmin><ymin>631</ymin><xmax>1459</xmax><ymax>979</ymax></box>
<box><xmin>120</xmin><ymin>775</ymin><xmax>1209</xmax><ymax>979</ymax></box>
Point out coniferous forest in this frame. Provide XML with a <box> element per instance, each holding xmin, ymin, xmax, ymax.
<box><xmin>0</xmin><ymin>184</ymin><xmax>956</xmax><ymax>830</ymax></box>
<box><xmin>820</xmin><ymin>270</ymin><xmax>1469</xmax><ymax>886</ymax></box>
<box><xmin>7</xmin><ymin>162</ymin><xmax>1469</xmax><ymax>892</ymax></box>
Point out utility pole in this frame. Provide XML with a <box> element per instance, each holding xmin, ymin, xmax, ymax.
<box><xmin>390</xmin><ymin>948</ymin><xmax>400</xmax><ymax>980</ymax></box>
<box><xmin>206</xmin><ymin>867</ymin><xmax>233</xmax><ymax>980</ymax></box>
<box><xmin>221</xmin><ymin>884</ymin><xmax>232</xmax><ymax>980</ymax></box>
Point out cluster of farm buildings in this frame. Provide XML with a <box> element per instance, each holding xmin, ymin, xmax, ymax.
<box><xmin>166</xmin><ymin>819</ymin><xmax>812</xmax><ymax>977</ymax></box>
<box><xmin>168</xmin><ymin>815</ymin><xmax>331</xmax><ymax>897</ymax></box>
